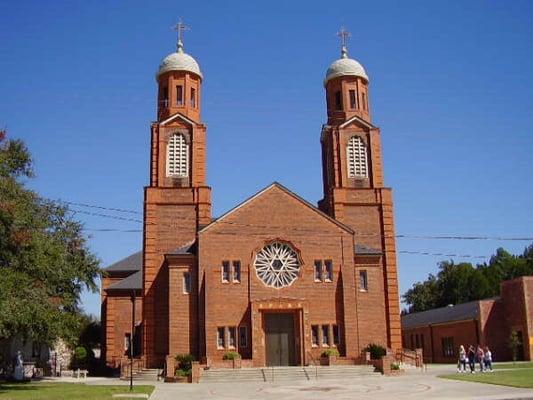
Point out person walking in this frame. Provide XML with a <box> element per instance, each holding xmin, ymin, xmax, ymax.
<box><xmin>458</xmin><ymin>345</ymin><xmax>467</xmax><ymax>373</ymax></box>
<box><xmin>476</xmin><ymin>345</ymin><xmax>485</xmax><ymax>372</ymax></box>
<box><xmin>484</xmin><ymin>346</ymin><xmax>493</xmax><ymax>372</ymax></box>
<box><xmin>467</xmin><ymin>345</ymin><xmax>476</xmax><ymax>373</ymax></box>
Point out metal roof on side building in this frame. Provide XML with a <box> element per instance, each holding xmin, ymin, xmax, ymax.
<box><xmin>105</xmin><ymin>251</ymin><xmax>142</xmax><ymax>272</ymax></box>
<box><xmin>106</xmin><ymin>270</ymin><xmax>142</xmax><ymax>291</ymax></box>
<box><xmin>401</xmin><ymin>300</ymin><xmax>487</xmax><ymax>329</ymax></box>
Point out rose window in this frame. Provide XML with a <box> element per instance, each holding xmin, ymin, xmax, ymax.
<box><xmin>254</xmin><ymin>242</ymin><xmax>301</xmax><ymax>288</ymax></box>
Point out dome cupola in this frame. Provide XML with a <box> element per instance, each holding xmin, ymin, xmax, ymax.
<box><xmin>156</xmin><ymin>40</ymin><xmax>203</xmax><ymax>80</ymax></box>
<box><xmin>324</xmin><ymin>49</ymin><xmax>368</xmax><ymax>86</ymax></box>
<box><xmin>324</xmin><ymin>28</ymin><xmax>371</xmax><ymax>124</ymax></box>
<box><xmin>156</xmin><ymin>20</ymin><xmax>203</xmax><ymax>122</ymax></box>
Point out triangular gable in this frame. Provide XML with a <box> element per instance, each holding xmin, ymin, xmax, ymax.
<box><xmin>339</xmin><ymin>115</ymin><xmax>376</xmax><ymax>130</ymax></box>
<box><xmin>199</xmin><ymin>182</ymin><xmax>354</xmax><ymax>234</ymax></box>
<box><xmin>159</xmin><ymin>111</ymin><xmax>198</xmax><ymax>127</ymax></box>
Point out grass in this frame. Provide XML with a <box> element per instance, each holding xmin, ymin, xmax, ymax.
<box><xmin>0</xmin><ymin>383</ymin><xmax>154</xmax><ymax>400</ymax></box>
<box><xmin>440</xmin><ymin>368</ymin><xmax>533</xmax><ymax>389</ymax></box>
<box><xmin>492</xmin><ymin>361</ymin><xmax>533</xmax><ymax>369</ymax></box>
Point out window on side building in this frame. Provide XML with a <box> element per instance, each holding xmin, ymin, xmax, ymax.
<box><xmin>442</xmin><ymin>337</ymin><xmax>454</xmax><ymax>357</ymax></box>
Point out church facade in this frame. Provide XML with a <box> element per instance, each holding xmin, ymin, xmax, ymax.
<box><xmin>101</xmin><ymin>30</ymin><xmax>401</xmax><ymax>369</ymax></box>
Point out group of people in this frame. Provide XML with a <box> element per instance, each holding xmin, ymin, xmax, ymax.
<box><xmin>458</xmin><ymin>345</ymin><xmax>493</xmax><ymax>373</ymax></box>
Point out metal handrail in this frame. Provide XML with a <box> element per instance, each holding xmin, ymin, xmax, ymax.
<box><xmin>306</xmin><ymin>351</ymin><xmax>319</xmax><ymax>380</ymax></box>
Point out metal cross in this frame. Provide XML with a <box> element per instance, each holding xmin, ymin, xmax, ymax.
<box><xmin>173</xmin><ymin>18</ymin><xmax>190</xmax><ymax>46</ymax></box>
<box><xmin>337</xmin><ymin>27</ymin><xmax>351</xmax><ymax>48</ymax></box>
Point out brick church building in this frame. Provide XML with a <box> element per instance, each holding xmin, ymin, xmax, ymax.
<box><xmin>101</xmin><ymin>29</ymin><xmax>401</xmax><ymax>369</ymax></box>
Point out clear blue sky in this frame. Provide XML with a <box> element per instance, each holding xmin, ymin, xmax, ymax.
<box><xmin>1</xmin><ymin>1</ymin><xmax>532</xmax><ymax>318</ymax></box>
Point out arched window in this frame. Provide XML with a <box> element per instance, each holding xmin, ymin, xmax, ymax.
<box><xmin>166</xmin><ymin>133</ymin><xmax>188</xmax><ymax>177</ymax></box>
<box><xmin>347</xmin><ymin>136</ymin><xmax>368</xmax><ymax>178</ymax></box>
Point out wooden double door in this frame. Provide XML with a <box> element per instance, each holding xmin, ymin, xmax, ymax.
<box><xmin>264</xmin><ymin>313</ymin><xmax>296</xmax><ymax>366</ymax></box>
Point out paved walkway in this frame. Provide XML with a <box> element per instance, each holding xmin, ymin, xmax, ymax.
<box><xmin>148</xmin><ymin>366</ymin><xmax>533</xmax><ymax>400</ymax></box>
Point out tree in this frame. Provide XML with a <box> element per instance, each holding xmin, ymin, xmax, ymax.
<box><xmin>0</xmin><ymin>130</ymin><xmax>101</xmax><ymax>346</ymax></box>
<box><xmin>402</xmin><ymin>244</ymin><xmax>533</xmax><ymax>313</ymax></box>
<box><xmin>402</xmin><ymin>274</ymin><xmax>439</xmax><ymax>313</ymax></box>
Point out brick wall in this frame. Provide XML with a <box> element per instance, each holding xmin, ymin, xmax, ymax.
<box><xmin>198</xmin><ymin>184</ymin><xmax>390</xmax><ymax>366</ymax></box>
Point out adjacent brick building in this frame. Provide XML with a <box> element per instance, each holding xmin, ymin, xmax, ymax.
<box><xmin>101</xmin><ymin>31</ymin><xmax>402</xmax><ymax>369</ymax></box>
<box><xmin>401</xmin><ymin>276</ymin><xmax>533</xmax><ymax>363</ymax></box>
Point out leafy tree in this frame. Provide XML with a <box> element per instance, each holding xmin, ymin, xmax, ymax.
<box><xmin>403</xmin><ymin>244</ymin><xmax>533</xmax><ymax>313</ymax></box>
<box><xmin>0</xmin><ymin>130</ymin><xmax>100</xmax><ymax>346</ymax></box>
<box><xmin>402</xmin><ymin>274</ymin><xmax>439</xmax><ymax>313</ymax></box>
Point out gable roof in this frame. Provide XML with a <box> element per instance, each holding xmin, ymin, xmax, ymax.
<box><xmin>339</xmin><ymin>115</ymin><xmax>376</xmax><ymax>129</ymax></box>
<box><xmin>159</xmin><ymin>111</ymin><xmax>198</xmax><ymax>127</ymax></box>
<box><xmin>105</xmin><ymin>251</ymin><xmax>142</xmax><ymax>272</ymax></box>
<box><xmin>401</xmin><ymin>300</ymin><xmax>484</xmax><ymax>329</ymax></box>
<box><xmin>198</xmin><ymin>182</ymin><xmax>354</xmax><ymax>235</ymax></box>
<box><xmin>106</xmin><ymin>270</ymin><xmax>142</xmax><ymax>291</ymax></box>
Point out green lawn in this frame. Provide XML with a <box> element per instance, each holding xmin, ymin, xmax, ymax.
<box><xmin>440</xmin><ymin>369</ymin><xmax>533</xmax><ymax>388</ymax></box>
<box><xmin>0</xmin><ymin>383</ymin><xmax>154</xmax><ymax>400</ymax></box>
<box><xmin>492</xmin><ymin>361</ymin><xmax>533</xmax><ymax>369</ymax></box>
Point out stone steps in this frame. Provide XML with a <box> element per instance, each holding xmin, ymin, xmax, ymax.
<box><xmin>122</xmin><ymin>368</ymin><xmax>161</xmax><ymax>381</ymax></box>
<box><xmin>200</xmin><ymin>365</ymin><xmax>378</xmax><ymax>383</ymax></box>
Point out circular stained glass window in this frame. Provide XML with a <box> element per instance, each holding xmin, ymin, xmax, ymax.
<box><xmin>254</xmin><ymin>241</ymin><xmax>301</xmax><ymax>288</ymax></box>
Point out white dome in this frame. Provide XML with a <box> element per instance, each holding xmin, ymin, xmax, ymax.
<box><xmin>156</xmin><ymin>46</ymin><xmax>203</xmax><ymax>80</ymax></box>
<box><xmin>324</xmin><ymin>53</ymin><xmax>368</xmax><ymax>86</ymax></box>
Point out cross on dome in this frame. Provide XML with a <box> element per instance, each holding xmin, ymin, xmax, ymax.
<box><xmin>173</xmin><ymin>18</ymin><xmax>190</xmax><ymax>53</ymax></box>
<box><xmin>337</xmin><ymin>26</ymin><xmax>351</xmax><ymax>59</ymax></box>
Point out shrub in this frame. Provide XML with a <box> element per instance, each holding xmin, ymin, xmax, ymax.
<box><xmin>222</xmin><ymin>351</ymin><xmax>241</xmax><ymax>360</ymax></box>
<box><xmin>364</xmin><ymin>343</ymin><xmax>387</xmax><ymax>360</ymax></box>
<box><xmin>175</xmin><ymin>353</ymin><xmax>194</xmax><ymax>373</ymax></box>
<box><xmin>321</xmin><ymin>348</ymin><xmax>340</xmax><ymax>357</ymax></box>
<box><xmin>391</xmin><ymin>362</ymin><xmax>400</xmax><ymax>371</ymax></box>
<box><xmin>74</xmin><ymin>346</ymin><xmax>87</xmax><ymax>362</ymax></box>
<box><xmin>175</xmin><ymin>368</ymin><xmax>191</xmax><ymax>377</ymax></box>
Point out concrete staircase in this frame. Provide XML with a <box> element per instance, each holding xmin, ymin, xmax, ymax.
<box><xmin>200</xmin><ymin>365</ymin><xmax>378</xmax><ymax>383</ymax></box>
<box><xmin>122</xmin><ymin>368</ymin><xmax>161</xmax><ymax>381</ymax></box>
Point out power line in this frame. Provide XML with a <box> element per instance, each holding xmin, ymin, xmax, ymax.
<box><xmin>59</xmin><ymin>200</ymin><xmax>142</xmax><ymax>215</ymax></box>
<box><xmin>398</xmin><ymin>250</ymin><xmax>486</xmax><ymax>259</ymax></box>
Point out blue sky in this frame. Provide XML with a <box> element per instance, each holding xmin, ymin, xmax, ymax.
<box><xmin>1</xmin><ymin>1</ymin><xmax>532</xmax><ymax>317</ymax></box>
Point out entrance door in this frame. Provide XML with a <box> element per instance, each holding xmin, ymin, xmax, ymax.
<box><xmin>264</xmin><ymin>313</ymin><xmax>295</xmax><ymax>366</ymax></box>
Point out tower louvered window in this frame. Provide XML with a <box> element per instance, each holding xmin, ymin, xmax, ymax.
<box><xmin>347</xmin><ymin>136</ymin><xmax>368</xmax><ymax>178</ymax></box>
<box><xmin>166</xmin><ymin>133</ymin><xmax>188</xmax><ymax>177</ymax></box>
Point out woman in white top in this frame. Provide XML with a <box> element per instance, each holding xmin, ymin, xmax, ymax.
<box><xmin>458</xmin><ymin>345</ymin><xmax>467</xmax><ymax>373</ymax></box>
<box><xmin>484</xmin><ymin>346</ymin><xmax>493</xmax><ymax>372</ymax></box>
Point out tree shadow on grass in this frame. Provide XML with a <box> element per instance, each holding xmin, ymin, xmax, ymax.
<box><xmin>0</xmin><ymin>382</ymin><xmax>41</xmax><ymax>393</ymax></box>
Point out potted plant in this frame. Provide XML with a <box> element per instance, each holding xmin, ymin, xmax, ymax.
<box><xmin>175</xmin><ymin>354</ymin><xmax>194</xmax><ymax>382</ymax></box>
<box><xmin>222</xmin><ymin>351</ymin><xmax>241</xmax><ymax>368</ymax></box>
<box><xmin>320</xmin><ymin>348</ymin><xmax>340</xmax><ymax>365</ymax></box>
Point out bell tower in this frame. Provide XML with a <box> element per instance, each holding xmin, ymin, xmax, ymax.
<box><xmin>142</xmin><ymin>21</ymin><xmax>211</xmax><ymax>367</ymax></box>
<box><xmin>318</xmin><ymin>29</ymin><xmax>401</xmax><ymax>352</ymax></box>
